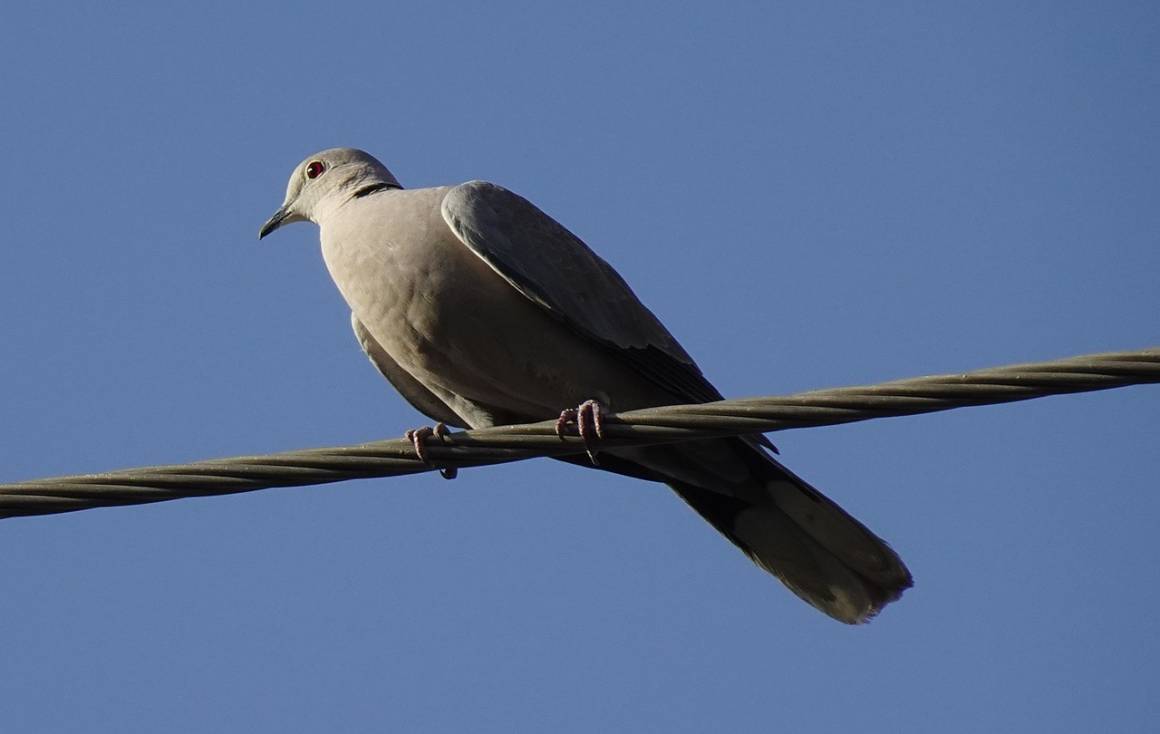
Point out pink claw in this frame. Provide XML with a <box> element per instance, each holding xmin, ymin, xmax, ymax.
<box><xmin>555</xmin><ymin>399</ymin><xmax>607</xmax><ymax>465</ymax></box>
<box><xmin>576</xmin><ymin>399</ymin><xmax>605</xmax><ymax>442</ymax></box>
<box><xmin>404</xmin><ymin>422</ymin><xmax>457</xmax><ymax>479</ymax></box>
<box><xmin>555</xmin><ymin>408</ymin><xmax>578</xmax><ymax>439</ymax></box>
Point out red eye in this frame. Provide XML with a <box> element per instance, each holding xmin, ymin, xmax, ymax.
<box><xmin>305</xmin><ymin>160</ymin><xmax>326</xmax><ymax>179</ymax></box>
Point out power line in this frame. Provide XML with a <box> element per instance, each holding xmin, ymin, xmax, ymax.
<box><xmin>2</xmin><ymin>347</ymin><xmax>1156</xmax><ymax>519</ymax></box>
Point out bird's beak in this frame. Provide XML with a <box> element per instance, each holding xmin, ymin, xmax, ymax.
<box><xmin>259</xmin><ymin>205</ymin><xmax>294</xmax><ymax>239</ymax></box>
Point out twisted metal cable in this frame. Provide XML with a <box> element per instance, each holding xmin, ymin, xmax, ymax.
<box><xmin>2</xmin><ymin>347</ymin><xmax>1157</xmax><ymax>519</ymax></box>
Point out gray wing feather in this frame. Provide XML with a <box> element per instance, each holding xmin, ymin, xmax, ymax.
<box><xmin>441</xmin><ymin>181</ymin><xmax>724</xmax><ymax>404</ymax></box>
<box><xmin>351</xmin><ymin>314</ymin><xmax>467</xmax><ymax>427</ymax></box>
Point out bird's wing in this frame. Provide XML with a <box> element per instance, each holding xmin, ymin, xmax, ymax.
<box><xmin>350</xmin><ymin>313</ymin><xmax>468</xmax><ymax>427</ymax></box>
<box><xmin>440</xmin><ymin>184</ymin><xmax>905</xmax><ymax>621</ymax></box>
<box><xmin>440</xmin><ymin>181</ymin><xmax>724</xmax><ymax>404</ymax></box>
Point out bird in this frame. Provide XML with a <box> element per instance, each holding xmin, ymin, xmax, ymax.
<box><xmin>259</xmin><ymin>147</ymin><xmax>912</xmax><ymax>623</ymax></box>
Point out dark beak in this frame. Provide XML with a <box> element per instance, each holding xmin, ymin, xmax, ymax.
<box><xmin>258</xmin><ymin>206</ymin><xmax>292</xmax><ymax>239</ymax></box>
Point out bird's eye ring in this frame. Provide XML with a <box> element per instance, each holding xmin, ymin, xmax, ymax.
<box><xmin>305</xmin><ymin>160</ymin><xmax>326</xmax><ymax>179</ymax></box>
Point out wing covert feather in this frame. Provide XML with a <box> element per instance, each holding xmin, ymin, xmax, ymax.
<box><xmin>441</xmin><ymin>181</ymin><xmax>723</xmax><ymax>403</ymax></box>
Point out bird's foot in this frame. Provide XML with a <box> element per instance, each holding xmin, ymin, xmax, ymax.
<box><xmin>404</xmin><ymin>422</ymin><xmax>458</xmax><ymax>480</ymax></box>
<box><xmin>555</xmin><ymin>399</ymin><xmax>607</xmax><ymax>465</ymax></box>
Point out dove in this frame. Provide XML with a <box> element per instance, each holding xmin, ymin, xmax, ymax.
<box><xmin>260</xmin><ymin>148</ymin><xmax>912</xmax><ymax>623</ymax></box>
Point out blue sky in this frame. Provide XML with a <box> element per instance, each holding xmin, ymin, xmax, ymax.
<box><xmin>1</xmin><ymin>2</ymin><xmax>1158</xmax><ymax>731</ymax></box>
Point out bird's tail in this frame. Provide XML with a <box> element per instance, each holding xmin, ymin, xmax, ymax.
<box><xmin>667</xmin><ymin>445</ymin><xmax>912</xmax><ymax>624</ymax></box>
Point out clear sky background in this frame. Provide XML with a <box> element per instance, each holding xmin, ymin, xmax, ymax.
<box><xmin>1</xmin><ymin>2</ymin><xmax>1157</xmax><ymax>732</ymax></box>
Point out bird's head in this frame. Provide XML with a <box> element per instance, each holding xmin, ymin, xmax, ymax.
<box><xmin>259</xmin><ymin>147</ymin><xmax>401</xmax><ymax>239</ymax></box>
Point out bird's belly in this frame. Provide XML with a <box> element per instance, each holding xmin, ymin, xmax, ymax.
<box><xmin>327</xmin><ymin>233</ymin><xmax>659</xmax><ymax>426</ymax></box>
<box><xmin>405</xmin><ymin>257</ymin><xmax>626</xmax><ymax>422</ymax></box>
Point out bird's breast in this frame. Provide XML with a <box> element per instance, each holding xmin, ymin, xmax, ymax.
<box><xmin>317</xmin><ymin>187</ymin><xmax>661</xmax><ymax>422</ymax></box>
<box><xmin>318</xmin><ymin>190</ymin><xmax>538</xmax><ymax>373</ymax></box>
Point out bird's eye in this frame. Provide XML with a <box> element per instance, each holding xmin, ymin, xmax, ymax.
<box><xmin>305</xmin><ymin>160</ymin><xmax>326</xmax><ymax>179</ymax></box>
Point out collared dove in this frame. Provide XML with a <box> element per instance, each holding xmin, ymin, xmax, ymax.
<box><xmin>260</xmin><ymin>148</ymin><xmax>912</xmax><ymax>623</ymax></box>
